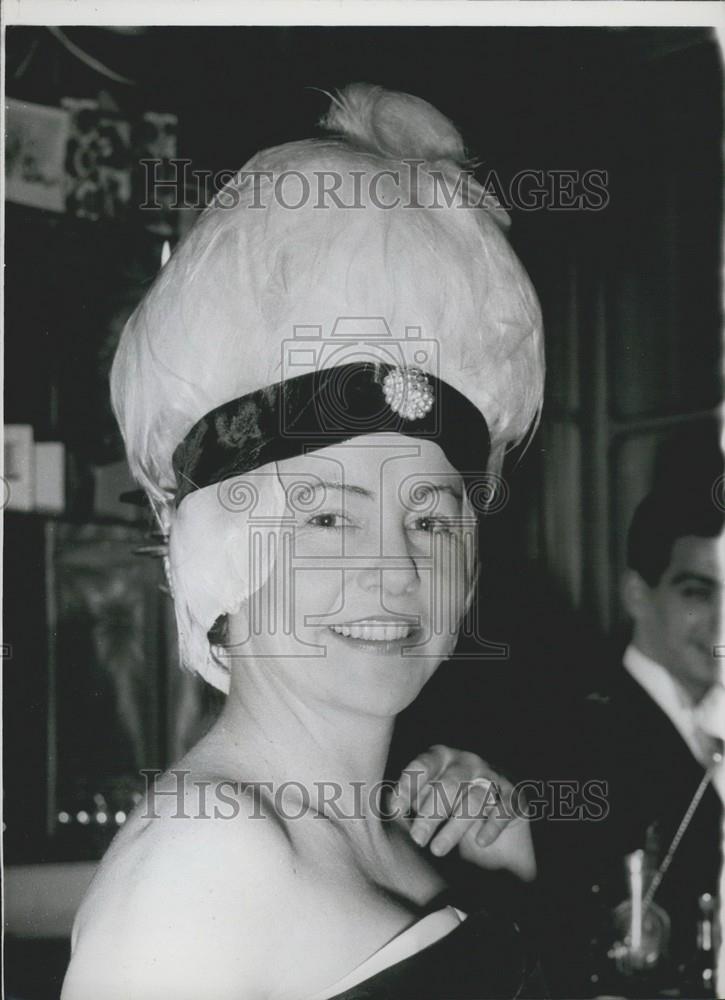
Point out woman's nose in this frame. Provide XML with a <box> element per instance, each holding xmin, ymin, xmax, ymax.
<box><xmin>356</xmin><ymin>526</ymin><xmax>419</xmax><ymax>597</ymax></box>
<box><xmin>357</xmin><ymin>559</ymin><xmax>419</xmax><ymax>597</ymax></box>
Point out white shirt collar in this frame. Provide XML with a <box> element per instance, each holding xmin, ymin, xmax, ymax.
<box><xmin>623</xmin><ymin>645</ymin><xmax>725</xmax><ymax>806</ymax></box>
<box><xmin>623</xmin><ymin>644</ymin><xmax>703</xmax><ymax>762</ymax></box>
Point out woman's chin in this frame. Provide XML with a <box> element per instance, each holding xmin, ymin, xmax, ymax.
<box><xmin>314</xmin><ymin>628</ymin><xmax>442</xmax><ymax>708</ymax></box>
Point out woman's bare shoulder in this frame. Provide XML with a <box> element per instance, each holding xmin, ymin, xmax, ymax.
<box><xmin>62</xmin><ymin>773</ymin><xmax>293</xmax><ymax>1000</ymax></box>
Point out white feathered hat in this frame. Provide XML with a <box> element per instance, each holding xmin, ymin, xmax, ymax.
<box><xmin>111</xmin><ymin>83</ymin><xmax>545</xmax><ymax>692</ymax></box>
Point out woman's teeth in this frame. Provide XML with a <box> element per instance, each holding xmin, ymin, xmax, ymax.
<box><xmin>330</xmin><ymin>621</ymin><xmax>412</xmax><ymax>641</ymax></box>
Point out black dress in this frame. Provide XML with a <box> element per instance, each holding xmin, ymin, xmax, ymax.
<box><xmin>321</xmin><ymin>897</ymin><xmax>546</xmax><ymax>999</ymax></box>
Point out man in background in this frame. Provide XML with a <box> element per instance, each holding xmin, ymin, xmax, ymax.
<box><xmin>534</xmin><ymin>464</ymin><xmax>724</xmax><ymax>996</ymax></box>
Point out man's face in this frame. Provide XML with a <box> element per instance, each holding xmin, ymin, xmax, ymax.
<box><xmin>632</xmin><ymin>531</ymin><xmax>724</xmax><ymax>701</ymax></box>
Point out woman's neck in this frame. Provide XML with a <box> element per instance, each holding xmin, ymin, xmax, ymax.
<box><xmin>205</xmin><ymin>664</ymin><xmax>397</xmax><ymax>828</ymax></box>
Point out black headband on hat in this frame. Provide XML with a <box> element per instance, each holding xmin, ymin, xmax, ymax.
<box><xmin>172</xmin><ymin>362</ymin><xmax>490</xmax><ymax>507</ymax></box>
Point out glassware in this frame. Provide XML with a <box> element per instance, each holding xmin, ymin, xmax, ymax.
<box><xmin>607</xmin><ymin>849</ymin><xmax>671</xmax><ymax>977</ymax></box>
<box><xmin>688</xmin><ymin>891</ymin><xmax>718</xmax><ymax>997</ymax></box>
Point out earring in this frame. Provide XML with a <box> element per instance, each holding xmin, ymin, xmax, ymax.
<box><xmin>162</xmin><ymin>553</ymin><xmax>177</xmax><ymax>601</ymax></box>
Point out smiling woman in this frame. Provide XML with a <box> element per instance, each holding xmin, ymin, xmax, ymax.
<box><xmin>61</xmin><ymin>83</ymin><xmax>545</xmax><ymax>1000</ymax></box>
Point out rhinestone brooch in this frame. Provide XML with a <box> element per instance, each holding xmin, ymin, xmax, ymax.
<box><xmin>382</xmin><ymin>367</ymin><xmax>434</xmax><ymax>421</ymax></box>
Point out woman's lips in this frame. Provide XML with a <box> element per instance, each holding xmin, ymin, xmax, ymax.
<box><xmin>324</xmin><ymin>615</ymin><xmax>422</xmax><ymax>647</ymax></box>
<box><xmin>329</xmin><ymin>620</ymin><xmax>414</xmax><ymax>642</ymax></box>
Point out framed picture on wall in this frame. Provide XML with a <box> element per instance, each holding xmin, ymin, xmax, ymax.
<box><xmin>4</xmin><ymin>514</ymin><xmax>222</xmax><ymax>864</ymax></box>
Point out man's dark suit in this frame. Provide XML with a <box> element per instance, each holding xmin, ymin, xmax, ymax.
<box><xmin>533</xmin><ymin>664</ymin><xmax>722</xmax><ymax>997</ymax></box>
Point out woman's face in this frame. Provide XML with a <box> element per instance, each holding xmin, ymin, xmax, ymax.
<box><xmin>224</xmin><ymin>433</ymin><xmax>475</xmax><ymax>716</ymax></box>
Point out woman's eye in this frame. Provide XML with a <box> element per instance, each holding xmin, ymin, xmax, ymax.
<box><xmin>411</xmin><ymin>516</ymin><xmax>454</xmax><ymax>535</ymax></box>
<box><xmin>307</xmin><ymin>512</ymin><xmax>343</xmax><ymax>529</ymax></box>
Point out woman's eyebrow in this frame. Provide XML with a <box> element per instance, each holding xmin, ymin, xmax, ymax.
<box><xmin>313</xmin><ymin>481</ymin><xmax>375</xmax><ymax>499</ymax></box>
<box><xmin>414</xmin><ymin>482</ymin><xmax>463</xmax><ymax>502</ymax></box>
